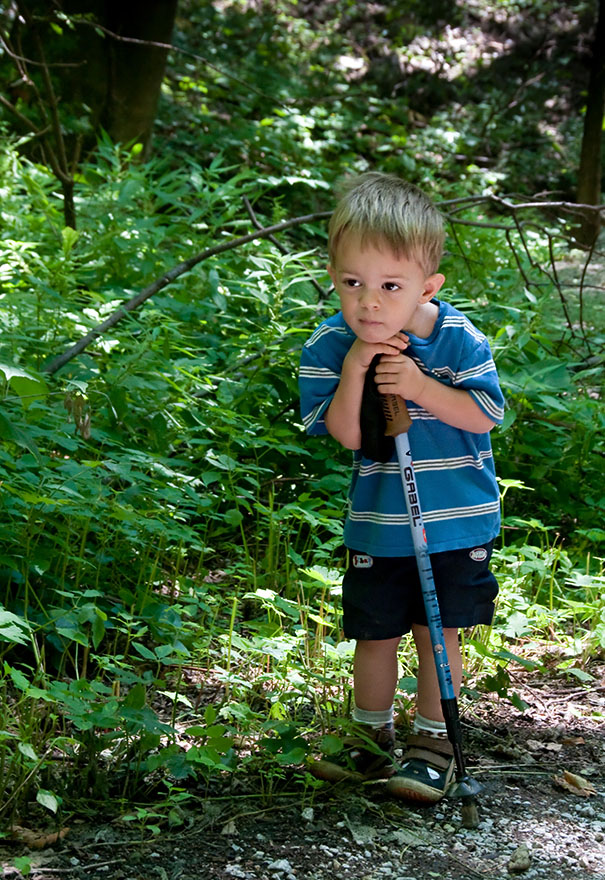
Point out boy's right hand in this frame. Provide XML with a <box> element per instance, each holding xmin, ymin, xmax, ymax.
<box><xmin>325</xmin><ymin>332</ymin><xmax>409</xmax><ymax>450</ymax></box>
<box><xmin>344</xmin><ymin>332</ymin><xmax>410</xmax><ymax>372</ymax></box>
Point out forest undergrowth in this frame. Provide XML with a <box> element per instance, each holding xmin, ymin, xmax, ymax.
<box><xmin>0</xmin><ymin>0</ymin><xmax>603</xmax><ymax>853</ymax></box>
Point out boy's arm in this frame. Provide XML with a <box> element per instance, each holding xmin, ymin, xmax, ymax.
<box><xmin>325</xmin><ymin>334</ymin><xmax>409</xmax><ymax>449</ymax></box>
<box><xmin>415</xmin><ymin>377</ymin><xmax>495</xmax><ymax>432</ymax></box>
<box><xmin>374</xmin><ymin>352</ymin><xmax>499</xmax><ymax>433</ymax></box>
<box><xmin>323</xmin><ymin>355</ymin><xmax>365</xmax><ymax>449</ymax></box>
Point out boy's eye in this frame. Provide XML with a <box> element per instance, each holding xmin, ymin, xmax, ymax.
<box><xmin>383</xmin><ymin>282</ymin><xmax>400</xmax><ymax>292</ymax></box>
<box><xmin>343</xmin><ymin>278</ymin><xmax>361</xmax><ymax>288</ymax></box>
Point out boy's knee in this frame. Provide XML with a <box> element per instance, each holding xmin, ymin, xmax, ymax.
<box><xmin>356</xmin><ymin>637</ymin><xmax>400</xmax><ymax>655</ymax></box>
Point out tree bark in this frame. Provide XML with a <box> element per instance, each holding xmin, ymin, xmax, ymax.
<box><xmin>86</xmin><ymin>0</ymin><xmax>178</xmax><ymax>156</ymax></box>
<box><xmin>5</xmin><ymin>0</ymin><xmax>178</xmax><ymax>160</ymax></box>
<box><xmin>576</xmin><ymin>0</ymin><xmax>605</xmax><ymax>247</ymax></box>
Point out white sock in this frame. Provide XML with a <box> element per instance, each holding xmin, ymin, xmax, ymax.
<box><xmin>413</xmin><ymin>712</ymin><xmax>447</xmax><ymax>739</ymax></box>
<box><xmin>352</xmin><ymin>705</ymin><xmax>394</xmax><ymax>729</ymax></box>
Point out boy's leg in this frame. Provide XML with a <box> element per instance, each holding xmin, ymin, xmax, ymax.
<box><xmin>386</xmin><ymin>625</ymin><xmax>461</xmax><ymax>802</ymax></box>
<box><xmin>308</xmin><ymin>637</ymin><xmax>400</xmax><ymax>782</ymax></box>
<box><xmin>354</xmin><ymin>637</ymin><xmax>401</xmax><ymax>711</ymax></box>
<box><xmin>412</xmin><ymin>625</ymin><xmax>462</xmax><ymax>722</ymax></box>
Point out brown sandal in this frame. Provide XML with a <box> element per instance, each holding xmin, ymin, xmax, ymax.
<box><xmin>386</xmin><ymin>733</ymin><xmax>455</xmax><ymax>803</ymax></box>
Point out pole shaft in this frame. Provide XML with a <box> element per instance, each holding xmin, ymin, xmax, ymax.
<box><xmin>394</xmin><ymin>433</ymin><xmax>455</xmax><ymax>701</ymax></box>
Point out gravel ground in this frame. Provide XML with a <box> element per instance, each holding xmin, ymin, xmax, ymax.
<box><xmin>2</xmin><ymin>664</ymin><xmax>604</xmax><ymax>880</ymax></box>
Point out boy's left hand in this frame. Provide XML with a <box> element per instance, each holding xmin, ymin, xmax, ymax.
<box><xmin>373</xmin><ymin>352</ymin><xmax>427</xmax><ymax>401</ymax></box>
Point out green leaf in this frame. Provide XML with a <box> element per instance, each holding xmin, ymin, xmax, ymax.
<box><xmin>491</xmin><ymin>648</ymin><xmax>543</xmax><ymax>670</ymax></box>
<box><xmin>61</xmin><ymin>226</ymin><xmax>79</xmax><ymax>255</ymax></box>
<box><xmin>92</xmin><ymin>614</ymin><xmax>106</xmax><ymax>650</ymax></box>
<box><xmin>224</xmin><ymin>509</ymin><xmax>243</xmax><ymax>527</ymax></box>
<box><xmin>7</xmin><ymin>665</ymin><xmax>30</xmax><ymax>691</ymax></box>
<box><xmin>509</xmin><ymin>692</ymin><xmax>530</xmax><ymax>712</ymax></box>
<box><xmin>56</xmin><ymin>625</ymin><xmax>89</xmax><ymax>647</ymax></box>
<box><xmin>0</xmin><ymin>412</ymin><xmax>40</xmax><ymax>458</ymax></box>
<box><xmin>0</xmin><ymin>363</ymin><xmax>48</xmax><ymax>405</ymax></box>
<box><xmin>132</xmin><ymin>642</ymin><xmax>156</xmax><ymax>661</ymax></box>
<box><xmin>12</xmin><ymin>856</ymin><xmax>32</xmax><ymax>876</ymax></box>
<box><xmin>185</xmin><ymin>725</ymin><xmax>207</xmax><ymax>737</ymax></box>
<box><xmin>275</xmin><ymin>746</ymin><xmax>306</xmax><ymax>764</ymax></box>
<box><xmin>18</xmin><ymin>742</ymin><xmax>38</xmax><ymax>761</ymax></box>
<box><xmin>318</xmin><ymin>734</ymin><xmax>343</xmax><ymax>755</ymax></box>
<box><xmin>0</xmin><ymin>610</ymin><xmax>32</xmax><ymax>646</ymax></box>
<box><xmin>36</xmin><ymin>789</ymin><xmax>59</xmax><ymax>813</ymax></box>
<box><xmin>185</xmin><ymin>745</ymin><xmax>222</xmax><ymax>767</ymax></box>
<box><xmin>124</xmin><ymin>683</ymin><xmax>147</xmax><ymax>709</ymax></box>
<box><xmin>560</xmin><ymin>667</ymin><xmax>595</xmax><ymax>683</ymax></box>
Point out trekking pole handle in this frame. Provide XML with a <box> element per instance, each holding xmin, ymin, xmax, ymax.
<box><xmin>381</xmin><ymin>392</ymin><xmax>412</xmax><ymax>437</ymax></box>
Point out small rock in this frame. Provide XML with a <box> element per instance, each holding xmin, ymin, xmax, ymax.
<box><xmin>508</xmin><ymin>843</ymin><xmax>531</xmax><ymax>874</ymax></box>
<box><xmin>302</xmin><ymin>807</ymin><xmax>314</xmax><ymax>823</ymax></box>
<box><xmin>268</xmin><ymin>859</ymin><xmax>293</xmax><ymax>874</ymax></box>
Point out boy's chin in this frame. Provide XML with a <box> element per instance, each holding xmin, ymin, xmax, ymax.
<box><xmin>356</xmin><ymin>328</ymin><xmax>393</xmax><ymax>344</ymax></box>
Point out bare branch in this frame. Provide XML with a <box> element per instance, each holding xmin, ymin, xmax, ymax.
<box><xmin>64</xmin><ymin>14</ymin><xmax>290</xmax><ymax>110</ymax></box>
<box><xmin>243</xmin><ymin>197</ymin><xmax>328</xmax><ymax>300</ymax></box>
<box><xmin>0</xmin><ymin>32</ymin><xmax>82</xmax><ymax>68</ymax></box>
<box><xmin>0</xmin><ymin>93</ymin><xmax>40</xmax><ymax>132</ymax></box>
<box><xmin>43</xmin><ymin>211</ymin><xmax>331</xmax><ymax>375</ymax></box>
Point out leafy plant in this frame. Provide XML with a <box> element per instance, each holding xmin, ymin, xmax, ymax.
<box><xmin>0</xmin><ymin>0</ymin><xmax>603</xmax><ymax>825</ymax></box>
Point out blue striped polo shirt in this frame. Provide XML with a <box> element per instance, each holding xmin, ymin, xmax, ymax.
<box><xmin>299</xmin><ymin>300</ymin><xmax>505</xmax><ymax>557</ymax></box>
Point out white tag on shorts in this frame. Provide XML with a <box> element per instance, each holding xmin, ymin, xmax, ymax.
<box><xmin>469</xmin><ymin>547</ymin><xmax>488</xmax><ymax>563</ymax></box>
<box><xmin>352</xmin><ymin>554</ymin><xmax>373</xmax><ymax>569</ymax></box>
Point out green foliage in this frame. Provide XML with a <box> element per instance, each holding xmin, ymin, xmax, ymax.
<box><xmin>0</xmin><ymin>0</ymin><xmax>603</xmax><ymax>825</ymax></box>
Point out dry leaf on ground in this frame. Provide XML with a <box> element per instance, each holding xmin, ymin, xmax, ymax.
<box><xmin>10</xmin><ymin>825</ymin><xmax>70</xmax><ymax>849</ymax></box>
<box><xmin>552</xmin><ymin>769</ymin><xmax>597</xmax><ymax>797</ymax></box>
<box><xmin>561</xmin><ymin>736</ymin><xmax>585</xmax><ymax>746</ymax></box>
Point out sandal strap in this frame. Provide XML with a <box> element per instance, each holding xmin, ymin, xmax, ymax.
<box><xmin>404</xmin><ymin>734</ymin><xmax>453</xmax><ymax>770</ymax></box>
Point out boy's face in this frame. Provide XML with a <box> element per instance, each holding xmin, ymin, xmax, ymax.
<box><xmin>328</xmin><ymin>233</ymin><xmax>444</xmax><ymax>342</ymax></box>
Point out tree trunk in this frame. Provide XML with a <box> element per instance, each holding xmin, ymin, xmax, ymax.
<box><xmin>82</xmin><ymin>0</ymin><xmax>178</xmax><ymax>156</ymax></box>
<box><xmin>1</xmin><ymin>1</ymin><xmax>178</xmax><ymax>225</ymax></box>
<box><xmin>576</xmin><ymin>0</ymin><xmax>605</xmax><ymax>247</ymax></box>
<box><xmin>5</xmin><ymin>0</ymin><xmax>178</xmax><ymax>159</ymax></box>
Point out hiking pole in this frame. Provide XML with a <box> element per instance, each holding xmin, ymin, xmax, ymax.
<box><xmin>381</xmin><ymin>391</ymin><xmax>483</xmax><ymax>829</ymax></box>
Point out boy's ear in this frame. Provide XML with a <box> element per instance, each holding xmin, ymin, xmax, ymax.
<box><xmin>327</xmin><ymin>263</ymin><xmax>336</xmax><ymax>285</ymax></box>
<box><xmin>420</xmin><ymin>273</ymin><xmax>445</xmax><ymax>302</ymax></box>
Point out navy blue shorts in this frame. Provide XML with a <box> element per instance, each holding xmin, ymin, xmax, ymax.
<box><xmin>342</xmin><ymin>542</ymin><xmax>498</xmax><ymax>640</ymax></box>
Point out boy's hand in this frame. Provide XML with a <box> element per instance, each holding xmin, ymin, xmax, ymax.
<box><xmin>344</xmin><ymin>332</ymin><xmax>409</xmax><ymax>372</ymax></box>
<box><xmin>374</xmin><ymin>351</ymin><xmax>427</xmax><ymax>401</ymax></box>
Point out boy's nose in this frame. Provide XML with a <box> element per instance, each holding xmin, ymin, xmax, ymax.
<box><xmin>360</xmin><ymin>288</ymin><xmax>380</xmax><ymax>308</ymax></box>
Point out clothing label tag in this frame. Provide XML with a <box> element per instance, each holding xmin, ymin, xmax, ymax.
<box><xmin>469</xmin><ymin>548</ymin><xmax>488</xmax><ymax>562</ymax></box>
<box><xmin>352</xmin><ymin>554</ymin><xmax>373</xmax><ymax>569</ymax></box>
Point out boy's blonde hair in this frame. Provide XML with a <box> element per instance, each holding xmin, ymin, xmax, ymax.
<box><xmin>328</xmin><ymin>172</ymin><xmax>445</xmax><ymax>276</ymax></box>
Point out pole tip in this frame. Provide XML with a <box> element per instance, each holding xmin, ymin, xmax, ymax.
<box><xmin>460</xmin><ymin>800</ymin><xmax>480</xmax><ymax>829</ymax></box>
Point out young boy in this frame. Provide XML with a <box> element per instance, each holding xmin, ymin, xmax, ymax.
<box><xmin>298</xmin><ymin>172</ymin><xmax>504</xmax><ymax>803</ymax></box>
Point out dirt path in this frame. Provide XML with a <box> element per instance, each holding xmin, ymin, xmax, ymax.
<box><xmin>2</xmin><ymin>664</ymin><xmax>604</xmax><ymax>880</ymax></box>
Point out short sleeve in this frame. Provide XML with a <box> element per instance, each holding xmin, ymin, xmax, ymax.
<box><xmin>454</xmin><ymin>337</ymin><xmax>505</xmax><ymax>425</ymax></box>
<box><xmin>298</xmin><ymin>341</ymin><xmax>341</xmax><ymax>435</ymax></box>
